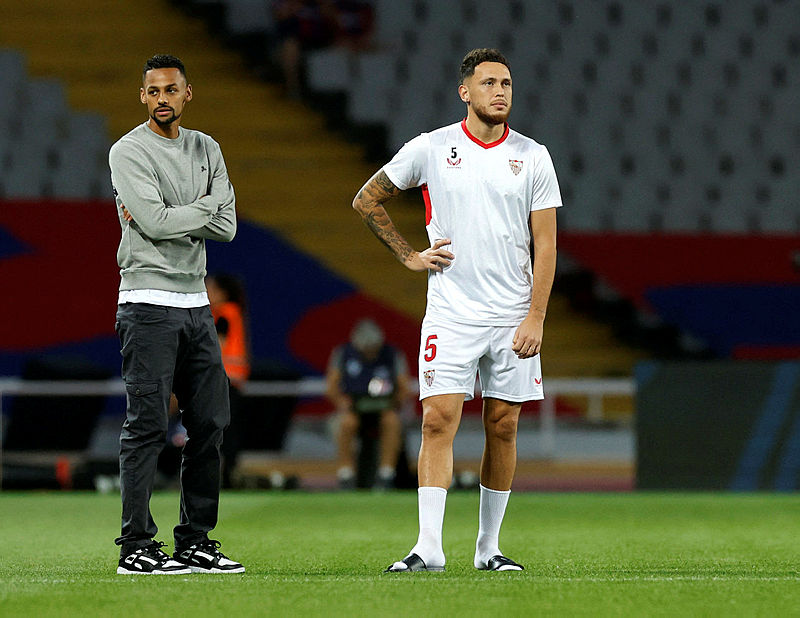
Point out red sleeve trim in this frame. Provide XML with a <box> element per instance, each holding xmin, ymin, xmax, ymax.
<box><xmin>460</xmin><ymin>118</ymin><xmax>509</xmax><ymax>148</ymax></box>
<box><xmin>421</xmin><ymin>183</ymin><xmax>432</xmax><ymax>225</ymax></box>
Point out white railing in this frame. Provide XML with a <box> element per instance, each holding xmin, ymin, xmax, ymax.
<box><xmin>538</xmin><ymin>378</ymin><xmax>636</xmax><ymax>455</ymax></box>
<box><xmin>0</xmin><ymin>376</ymin><xmax>634</xmax><ymax>487</ymax></box>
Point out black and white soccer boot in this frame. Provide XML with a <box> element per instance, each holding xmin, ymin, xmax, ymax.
<box><xmin>117</xmin><ymin>541</ymin><xmax>192</xmax><ymax>575</ymax></box>
<box><xmin>477</xmin><ymin>554</ymin><xmax>524</xmax><ymax>571</ymax></box>
<box><xmin>173</xmin><ymin>539</ymin><xmax>245</xmax><ymax>573</ymax></box>
<box><xmin>385</xmin><ymin>553</ymin><xmax>445</xmax><ymax>573</ymax></box>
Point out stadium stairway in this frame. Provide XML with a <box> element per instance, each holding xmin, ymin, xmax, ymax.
<box><xmin>0</xmin><ymin>0</ymin><xmax>642</xmax><ymax>378</ymax></box>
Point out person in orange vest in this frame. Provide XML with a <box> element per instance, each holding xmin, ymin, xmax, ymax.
<box><xmin>206</xmin><ymin>273</ymin><xmax>251</xmax><ymax>488</ymax></box>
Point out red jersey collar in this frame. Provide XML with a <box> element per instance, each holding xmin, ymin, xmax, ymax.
<box><xmin>460</xmin><ymin>118</ymin><xmax>509</xmax><ymax>149</ymax></box>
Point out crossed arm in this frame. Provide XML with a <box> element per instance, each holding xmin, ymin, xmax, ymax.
<box><xmin>112</xmin><ymin>144</ymin><xmax>235</xmax><ymax>242</ymax></box>
<box><xmin>120</xmin><ymin>195</ymin><xmax>235</xmax><ymax>243</ymax></box>
<box><xmin>187</xmin><ymin>147</ymin><xmax>236</xmax><ymax>242</ymax></box>
<box><xmin>352</xmin><ymin>169</ymin><xmax>453</xmax><ymax>272</ymax></box>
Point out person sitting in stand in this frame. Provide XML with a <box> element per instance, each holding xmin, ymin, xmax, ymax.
<box><xmin>326</xmin><ymin>319</ymin><xmax>409</xmax><ymax>489</ymax></box>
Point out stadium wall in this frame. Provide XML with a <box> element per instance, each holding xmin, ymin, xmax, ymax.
<box><xmin>636</xmin><ymin>360</ymin><xmax>800</xmax><ymax>490</ymax></box>
<box><xmin>561</xmin><ymin>233</ymin><xmax>800</xmax><ymax>358</ymax></box>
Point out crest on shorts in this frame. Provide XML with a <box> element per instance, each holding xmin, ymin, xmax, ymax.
<box><xmin>423</xmin><ymin>369</ymin><xmax>435</xmax><ymax>387</ymax></box>
<box><xmin>509</xmin><ymin>159</ymin><xmax>523</xmax><ymax>175</ymax></box>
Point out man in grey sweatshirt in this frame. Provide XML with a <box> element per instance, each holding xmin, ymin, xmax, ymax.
<box><xmin>110</xmin><ymin>54</ymin><xmax>243</xmax><ymax>575</ymax></box>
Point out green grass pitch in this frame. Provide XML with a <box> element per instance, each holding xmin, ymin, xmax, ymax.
<box><xmin>1</xmin><ymin>491</ymin><xmax>799</xmax><ymax>616</ymax></box>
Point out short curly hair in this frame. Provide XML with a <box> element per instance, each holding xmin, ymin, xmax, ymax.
<box><xmin>142</xmin><ymin>54</ymin><xmax>187</xmax><ymax>81</ymax></box>
<box><xmin>459</xmin><ymin>48</ymin><xmax>510</xmax><ymax>83</ymax></box>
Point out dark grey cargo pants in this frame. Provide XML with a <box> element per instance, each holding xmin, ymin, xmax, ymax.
<box><xmin>114</xmin><ymin>303</ymin><xmax>230</xmax><ymax>555</ymax></box>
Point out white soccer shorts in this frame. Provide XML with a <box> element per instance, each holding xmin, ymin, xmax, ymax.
<box><xmin>417</xmin><ymin>314</ymin><xmax>544</xmax><ymax>403</ymax></box>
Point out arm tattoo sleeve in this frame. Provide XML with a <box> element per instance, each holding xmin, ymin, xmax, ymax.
<box><xmin>353</xmin><ymin>170</ymin><xmax>413</xmax><ymax>263</ymax></box>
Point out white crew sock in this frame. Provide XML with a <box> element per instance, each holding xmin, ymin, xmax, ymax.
<box><xmin>408</xmin><ymin>486</ymin><xmax>447</xmax><ymax>568</ymax></box>
<box><xmin>474</xmin><ymin>484</ymin><xmax>511</xmax><ymax>569</ymax></box>
<box><xmin>377</xmin><ymin>465</ymin><xmax>396</xmax><ymax>481</ymax></box>
<box><xmin>336</xmin><ymin>466</ymin><xmax>354</xmax><ymax>481</ymax></box>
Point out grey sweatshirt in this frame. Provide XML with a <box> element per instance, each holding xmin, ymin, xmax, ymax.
<box><xmin>109</xmin><ymin>122</ymin><xmax>236</xmax><ymax>293</ymax></box>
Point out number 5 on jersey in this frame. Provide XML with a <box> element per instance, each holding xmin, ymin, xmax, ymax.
<box><xmin>424</xmin><ymin>334</ymin><xmax>438</xmax><ymax>362</ymax></box>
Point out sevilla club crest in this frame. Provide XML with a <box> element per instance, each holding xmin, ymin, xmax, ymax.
<box><xmin>423</xmin><ymin>369</ymin><xmax>435</xmax><ymax>387</ymax></box>
<box><xmin>509</xmin><ymin>159</ymin><xmax>523</xmax><ymax>175</ymax></box>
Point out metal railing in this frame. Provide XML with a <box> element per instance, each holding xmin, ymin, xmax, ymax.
<box><xmin>0</xmin><ymin>376</ymin><xmax>634</xmax><ymax>488</ymax></box>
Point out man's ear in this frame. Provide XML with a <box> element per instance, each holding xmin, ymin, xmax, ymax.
<box><xmin>185</xmin><ymin>83</ymin><xmax>192</xmax><ymax>102</ymax></box>
<box><xmin>140</xmin><ymin>87</ymin><xmax>146</xmax><ymax>105</ymax></box>
<box><xmin>458</xmin><ymin>83</ymin><xmax>469</xmax><ymax>104</ymax></box>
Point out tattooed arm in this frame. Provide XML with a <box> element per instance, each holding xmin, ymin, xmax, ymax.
<box><xmin>352</xmin><ymin>169</ymin><xmax>454</xmax><ymax>272</ymax></box>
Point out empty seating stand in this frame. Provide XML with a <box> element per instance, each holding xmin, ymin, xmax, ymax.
<box><xmin>0</xmin><ymin>48</ymin><xmax>110</xmax><ymax>200</ymax></box>
<box><xmin>302</xmin><ymin>0</ymin><xmax>800</xmax><ymax>235</ymax></box>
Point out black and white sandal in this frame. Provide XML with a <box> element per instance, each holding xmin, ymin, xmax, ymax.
<box><xmin>480</xmin><ymin>555</ymin><xmax>524</xmax><ymax>571</ymax></box>
<box><xmin>385</xmin><ymin>553</ymin><xmax>445</xmax><ymax>573</ymax></box>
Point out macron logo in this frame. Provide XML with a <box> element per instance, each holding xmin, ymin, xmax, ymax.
<box><xmin>535</xmin><ymin>378</ymin><xmax>542</xmax><ymax>385</ymax></box>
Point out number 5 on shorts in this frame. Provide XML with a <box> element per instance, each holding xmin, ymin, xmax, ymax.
<box><xmin>424</xmin><ymin>334</ymin><xmax>438</xmax><ymax>362</ymax></box>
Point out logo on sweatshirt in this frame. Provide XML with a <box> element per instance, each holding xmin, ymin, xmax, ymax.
<box><xmin>201</xmin><ymin>165</ymin><xmax>207</xmax><ymax>172</ymax></box>
<box><xmin>509</xmin><ymin>159</ymin><xmax>523</xmax><ymax>175</ymax></box>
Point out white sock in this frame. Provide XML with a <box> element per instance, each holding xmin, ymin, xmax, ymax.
<box><xmin>474</xmin><ymin>484</ymin><xmax>510</xmax><ymax>569</ymax></box>
<box><xmin>408</xmin><ymin>486</ymin><xmax>447</xmax><ymax>568</ymax></box>
<box><xmin>378</xmin><ymin>465</ymin><xmax>396</xmax><ymax>481</ymax></box>
<box><xmin>337</xmin><ymin>466</ymin><xmax>354</xmax><ymax>481</ymax></box>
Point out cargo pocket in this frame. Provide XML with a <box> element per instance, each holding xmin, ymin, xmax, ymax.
<box><xmin>126</xmin><ymin>383</ymin><xmax>159</xmax><ymax>398</ymax></box>
<box><xmin>124</xmin><ymin>382</ymin><xmax>163</xmax><ymax>428</ymax></box>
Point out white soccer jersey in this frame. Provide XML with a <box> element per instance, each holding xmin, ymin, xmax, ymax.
<box><xmin>384</xmin><ymin>120</ymin><xmax>563</xmax><ymax>325</ymax></box>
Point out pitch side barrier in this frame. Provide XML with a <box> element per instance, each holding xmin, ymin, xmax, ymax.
<box><xmin>0</xmin><ymin>377</ymin><xmax>634</xmax><ymax>490</ymax></box>
<box><xmin>637</xmin><ymin>360</ymin><xmax>800</xmax><ymax>490</ymax></box>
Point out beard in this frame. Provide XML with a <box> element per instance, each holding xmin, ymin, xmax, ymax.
<box><xmin>472</xmin><ymin>102</ymin><xmax>511</xmax><ymax>126</ymax></box>
<box><xmin>150</xmin><ymin>107</ymin><xmax>180</xmax><ymax>126</ymax></box>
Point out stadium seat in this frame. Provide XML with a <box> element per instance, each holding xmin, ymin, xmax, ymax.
<box><xmin>50</xmin><ymin>141</ymin><xmax>103</xmax><ymax>199</ymax></box>
<box><xmin>222</xmin><ymin>0</ymin><xmax>273</xmax><ymax>35</ymax></box>
<box><xmin>3</xmin><ymin>162</ymin><xmax>47</xmax><ymax>199</ymax></box>
<box><xmin>372</xmin><ymin>0</ymin><xmax>415</xmax><ymax>50</ymax></box>
<box><xmin>306</xmin><ymin>47</ymin><xmax>352</xmax><ymax>93</ymax></box>
<box><xmin>0</xmin><ymin>49</ymin><xmax>26</xmax><ymax>124</ymax></box>
<box><xmin>0</xmin><ymin>51</ymin><xmax>111</xmax><ymax>200</ymax></box>
<box><xmin>347</xmin><ymin>52</ymin><xmax>395</xmax><ymax>124</ymax></box>
<box><xmin>21</xmin><ymin>78</ymin><xmax>68</xmax><ymax>136</ymax></box>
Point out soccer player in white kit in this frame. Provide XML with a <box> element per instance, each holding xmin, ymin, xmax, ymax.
<box><xmin>353</xmin><ymin>48</ymin><xmax>562</xmax><ymax>572</ymax></box>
